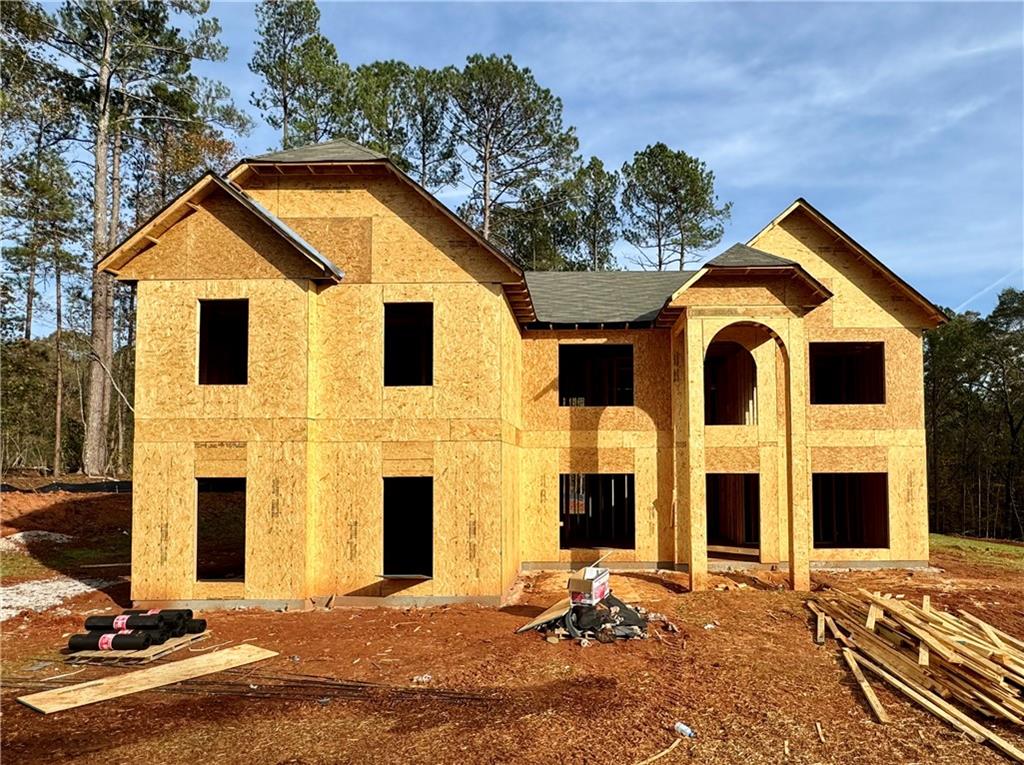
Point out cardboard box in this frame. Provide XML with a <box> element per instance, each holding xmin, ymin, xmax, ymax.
<box><xmin>567</xmin><ymin>566</ymin><xmax>610</xmax><ymax>605</ymax></box>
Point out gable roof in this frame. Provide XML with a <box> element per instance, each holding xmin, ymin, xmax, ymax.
<box><xmin>245</xmin><ymin>137</ymin><xmax>387</xmax><ymax>164</ymax></box>
<box><xmin>706</xmin><ymin>243</ymin><xmax>798</xmax><ymax>269</ymax></box>
<box><xmin>229</xmin><ymin>137</ymin><xmax>536</xmax><ymax>321</ymax></box>
<box><xmin>749</xmin><ymin>198</ymin><xmax>947</xmax><ymax>325</ymax></box>
<box><xmin>97</xmin><ymin>172</ymin><xmax>343</xmax><ymax>281</ymax></box>
<box><xmin>525</xmin><ymin>271</ymin><xmax>696</xmax><ymax>326</ymax></box>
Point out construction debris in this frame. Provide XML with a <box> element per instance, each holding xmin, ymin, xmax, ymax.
<box><xmin>518</xmin><ymin>564</ymin><xmax>676</xmax><ymax>643</ymax></box>
<box><xmin>808</xmin><ymin>588</ymin><xmax>1024</xmax><ymax>762</ymax></box>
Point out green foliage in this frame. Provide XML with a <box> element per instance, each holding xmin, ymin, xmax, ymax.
<box><xmin>558</xmin><ymin>157</ymin><xmax>620</xmax><ymax>271</ymax></box>
<box><xmin>926</xmin><ymin>288</ymin><xmax>1024</xmax><ymax>540</ymax></box>
<box><xmin>353</xmin><ymin>60</ymin><xmax>414</xmax><ymax>165</ymax></box>
<box><xmin>404</xmin><ymin>66</ymin><xmax>461</xmax><ymax>191</ymax></box>
<box><xmin>621</xmin><ymin>142</ymin><xmax>731</xmax><ymax>270</ymax></box>
<box><xmin>450</xmin><ymin>54</ymin><xmax>578</xmax><ymax>240</ymax></box>
<box><xmin>250</xmin><ymin>0</ymin><xmax>338</xmax><ymax>148</ymax></box>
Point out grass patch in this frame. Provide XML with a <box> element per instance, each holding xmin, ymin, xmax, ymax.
<box><xmin>930</xmin><ymin>533</ymin><xmax>1024</xmax><ymax>571</ymax></box>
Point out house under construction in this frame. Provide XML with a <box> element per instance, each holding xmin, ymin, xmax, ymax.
<box><xmin>98</xmin><ymin>138</ymin><xmax>946</xmax><ymax>608</ymax></box>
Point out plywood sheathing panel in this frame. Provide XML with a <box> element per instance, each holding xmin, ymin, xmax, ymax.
<box><xmin>133</xmin><ymin>278</ymin><xmax>312</xmax><ymax>422</ymax></box>
<box><xmin>241</xmin><ymin>174</ymin><xmax>516</xmax><ymax>285</ymax></box>
<box><xmin>518</xmin><ymin>328</ymin><xmax>675</xmax><ymax>566</ymax></box>
<box><xmin>245</xmin><ymin>440</ymin><xmax>308</xmax><ymax>600</ymax></box>
<box><xmin>131</xmin><ymin>442</ymin><xmax>195</xmax><ymax>601</ymax></box>
<box><xmin>282</xmin><ymin>217</ymin><xmax>372</xmax><ymax>283</ymax></box>
<box><xmin>118</xmin><ymin>191</ymin><xmax>327</xmax><ymax>282</ymax></box>
<box><xmin>748</xmin><ymin>208</ymin><xmax>930</xmax><ymax>329</ymax></box>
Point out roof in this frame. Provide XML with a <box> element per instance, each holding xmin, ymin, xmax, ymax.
<box><xmin>214</xmin><ymin>176</ymin><xmax>343</xmax><ymax>280</ymax></box>
<box><xmin>246</xmin><ymin>138</ymin><xmax>387</xmax><ymax>164</ymax></box>
<box><xmin>705</xmin><ymin>243</ymin><xmax>798</xmax><ymax>269</ymax></box>
<box><xmin>231</xmin><ymin>138</ymin><xmax>536</xmax><ymax>321</ymax></box>
<box><xmin>525</xmin><ymin>271</ymin><xmax>696</xmax><ymax>326</ymax></box>
<box><xmin>748</xmin><ymin>198</ymin><xmax>947</xmax><ymax>325</ymax></box>
<box><xmin>97</xmin><ymin>172</ymin><xmax>343</xmax><ymax>282</ymax></box>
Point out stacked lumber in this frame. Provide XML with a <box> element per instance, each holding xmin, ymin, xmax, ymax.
<box><xmin>808</xmin><ymin>588</ymin><xmax>1024</xmax><ymax>762</ymax></box>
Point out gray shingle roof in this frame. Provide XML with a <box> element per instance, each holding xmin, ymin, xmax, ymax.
<box><xmin>705</xmin><ymin>243</ymin><xmax>797</xmax><ymax>268</ymax></box>
<box><xmin>247</xmin><ymin>138</ymin><xmax>386</xmax><ymax>164</ymax></box>
<box><xmin>525</xmin><ymin>271</ymin><xmax>696</xmax><ymax>325</ymax></box>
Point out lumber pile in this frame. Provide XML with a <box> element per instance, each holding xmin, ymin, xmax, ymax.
<box><xmin>808</xmin><ymin>588</ymin><xmax>1024</xmax><ymax>762</ymax></box>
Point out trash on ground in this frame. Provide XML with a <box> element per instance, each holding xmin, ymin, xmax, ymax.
<box><xmin>412</xmin><ymin>673</ymin><xmax>432</xmax><ymax>684</ymax></box>
<box><xmin>673</xmin><ymin>721</ymin><xmax>696</xmax><ymax>738</ymax></box>
<box><xmin>518</xmin><ymin>564</ymin><xmax>677</xmax><ymax>644</ymax></box>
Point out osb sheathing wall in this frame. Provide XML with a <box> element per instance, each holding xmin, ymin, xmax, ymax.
<box><xmin>130</xmin><ymin>174</ymin><xmax>525</xmax><ymax>603</ymax></box>
<box><xmin>518</xmin><ymin>330</ymin><xmax>676</xmax><ymax>567</ymax></box>
<box><xmin>746</xmin><ymin>208</ymin><xmax>930</xmax><ymax>565</ymax></box>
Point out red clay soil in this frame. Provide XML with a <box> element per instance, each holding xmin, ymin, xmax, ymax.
<box><xmin>2</xmin><ymin>492</ymin><xmax>1024</xmax><ymax>765</ymax></box>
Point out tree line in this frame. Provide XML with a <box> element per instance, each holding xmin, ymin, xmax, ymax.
<box><xmin>925</xmin><ymin>288</ymin><xmax>1024</xmax><ymax>541</ymax></box>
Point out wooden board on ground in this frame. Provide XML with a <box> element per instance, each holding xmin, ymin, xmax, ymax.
<box><xmin>19</xmin><ymin>644</ymin><xmax>278</xmax><ymax>714</ymax></box>
<box><xmin>66</xmin><ymin>632</ymin><xmax>210</xmax><ymax>665</ymax></box>
<box><xmin>516</xmin><ymin>597</ymin><xmax>571</xmax><ymax>634</ymax></box>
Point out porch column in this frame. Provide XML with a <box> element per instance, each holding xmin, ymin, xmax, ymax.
<box><xmin>785</xmin><ymin>320</ymin><xmax>811</xmax><ymax>591</ymax></box>
<box><xmin>685</xmin><ymin>318</ymin><xmax>708</xmax><ymax>591</ymax></box>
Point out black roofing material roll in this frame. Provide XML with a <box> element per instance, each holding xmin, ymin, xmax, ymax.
<box><xmin>184</xmin><ymin>618</ymin><xmax>207</xmax><ymax>634</ymax></box>
<box><xmin>68</xmin><ymin>631</ymin><xmax>152</xmax><ymax>651</ymax></box>
<box><xmin>84</xmin><ymin>614</ymin><xmax>164</xmax><ymax>631</ymax></box>
<box><xmin>125</xmin><ymin>608</ymin><xmax>193</xmax><ymax>622</ymax></box>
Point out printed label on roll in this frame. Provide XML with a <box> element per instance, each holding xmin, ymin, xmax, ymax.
<box><xmin>113</xmin><ymin>614</ymin><xmax>130</xmax><ymax>630</ymax></box>
<box><xmin>98</xmin><ymin>633</ymin><xmax>115</xmax><ymax>650</ymax></box>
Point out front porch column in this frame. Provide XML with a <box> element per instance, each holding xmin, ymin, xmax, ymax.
<box><xmin>785</xmin><ymin>320</ymin><xmax>811</xmax><ymax>591</ymax></box>
<box><xmin>684</xmin><ymin>318</ymin><xmax>708</xmax><ymax>591</ymax></box>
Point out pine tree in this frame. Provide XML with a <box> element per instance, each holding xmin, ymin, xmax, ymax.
<box><xmin>450</xmin><ymin>54</ymin><xmax>578</xmax><ymax>240</ymax></box>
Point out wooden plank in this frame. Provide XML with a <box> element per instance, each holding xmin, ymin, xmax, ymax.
<box><xmin>18</xmin><ymin>644</ymin><xmax>277</xmax><ymax>714</ymax></box>
<box><xmin>841</xmin><ymin>648</ymin><xmax>891</xmax><ymax>723</ymax></box>
<box><xmin>516</xmin><ymin>597</ymin><xmax>570</xmax><ymax>634</ymax></box>
<box><xmin>66</xmin><ymin>632</ymin><xmax>208</xmax><ymax>665</ymax></box>
<box><xmin>853</xmin><ymin>652</ymin><xmax>1024</xmax><ymax>762</ymax></box>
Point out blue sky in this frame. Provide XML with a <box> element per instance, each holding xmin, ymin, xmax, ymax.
<box><xmin>199</xmin><ymin>1</ymin><xmax>1024</xmax><ymax>313</ymax></box>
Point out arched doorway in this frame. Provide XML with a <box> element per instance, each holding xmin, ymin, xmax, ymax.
<box><xmin>701</xmin><ymin>322</ymin><xmax>788</xmax><ymax>561</ymax></box>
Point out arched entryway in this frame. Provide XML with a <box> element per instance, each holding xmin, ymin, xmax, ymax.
<box><xmin>702</xmin><ymin>322</ymin><xmax>789</xmax><ymax>563</ymax></box>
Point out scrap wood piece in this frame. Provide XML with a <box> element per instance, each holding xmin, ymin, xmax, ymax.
<box><xmin>852</xmin><ymin>652</ymin><xmax>1024</xmax><ymax>762</ymax></box>
<box><xmin>841</xmin><ymin>648</ymin><xmax>891</xmax><ymax>723</ymax></box>
<box><xmin>18</xmin><ymin>644</ymin><xmax>278</xmax><ymax>714</ymax></box>
<box><xmin>515</xmin><ymin>597</ymin><xmax>570</xmax><ymax>634</ymax></box>
<box><xmin>633</xmin><ymin>737</ymin><xmax>681</xmax><ymax>765</ymax></box>
<box><xmin>806</xmin><ymin>601</ymin><xmax>826</xmax><ymax>644</ymax></box>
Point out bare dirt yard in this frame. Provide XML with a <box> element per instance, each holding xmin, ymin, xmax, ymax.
<box><xmin>3</xmin><ymin>490</ymin><xmax>1024</xmax><ymax>765</ymax></box>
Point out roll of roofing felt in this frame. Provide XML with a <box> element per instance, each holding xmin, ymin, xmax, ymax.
<box><xmin>184</xmin><ymin>618</ymin><xmax>207</xmax><ymax>634</ymax></box>
<box><xmin>68</xmin><ymin>631</ymin><xmax>152</xmax><ymax>651</ymax></box>
<box><xmin>168</xmin><ymin>621</ymin><xmax>187</xmax><ymax>638</ymax></box>
<box><xmin>125</xmin><ymin>608</ymin><xmax>193</xmax><ymax>622</ymax></box>
<box><xmin>84</xmin><ymin>614</ymin><xmax>164</xmax><ymax>631</ymax></box>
